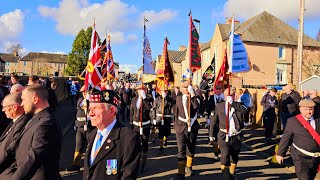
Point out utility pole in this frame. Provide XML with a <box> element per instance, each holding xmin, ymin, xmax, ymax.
<box><xmin>297</xmin><ymin>0</ymin><xmax>305</xmax><ymax>91</ymax></box>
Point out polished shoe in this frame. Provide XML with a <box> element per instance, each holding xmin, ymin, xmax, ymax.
<box><xmin>65</xmin><ymin>165</ymin><xmax>80</xmax><ymax>171</ymax></box>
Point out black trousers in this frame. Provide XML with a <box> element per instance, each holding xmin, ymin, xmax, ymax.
<box><xmin>120</xmin><ymin>105</ymin><xmax>130</xmax><ymax>123</ymax></box>
<box><xmin>133</xmin><ymin>125</ymin><xmax>150</xmax><ymax>153</ymax></box>
<box><xmin>75</xmin><ymin>127</ymin><xmax>86</xmax><ymax>153</ymax></box>
<box><xmin>244</xmin><ymin>107</ymin><xmax>251</xmax><ymax>123</ymax></box>
<box><xmin>218</xmin><ymin>132</ymin><xmax>242</xmax><ymax>166</ymax></box>
<box><xmin>176</xmin><ymin>127</ymin><xmax>198</xmax><ymax>160</ymax></box>
<box><xmin>293</xmin><ymin>157</ymin><xmax>320</xmax><ymax>180</ymax></box>
<box><xmin>263</xmin><ymin>114</ymin><xmax>276</xmax><ymax>138</ymax></box>
<box><xmin>157</xmin><ymin>118</ymin><xmax>171</xmax><ymax>139</ymax></box>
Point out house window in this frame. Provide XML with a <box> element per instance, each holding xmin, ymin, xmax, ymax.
<box><xmin>278</xmin><ymin>46</ymin><xmax>285</xmax><ymax>59</ymax></box>
<box><xmin>23</xmin><ymin>61</ymin><xmax>27</xmax><ymax>66</ymax></box>
<box><xmin>5</xmin><ymin>69</ymin><xmax>9</xmax><ymax>73</ymax></box>
<box><xmin>5</xmin><ymin>62</ymin><xmax>10</xmax><ymax>66</ymax></box>
<box><xmin>23</xmin><ymin>70</ymin><xmax>26</xmax><ymax>74</ymax></box>
<box><xmin>214</xmin><ymin>44</ymin><xmax>218</xmax><ymax>60</ymax></box>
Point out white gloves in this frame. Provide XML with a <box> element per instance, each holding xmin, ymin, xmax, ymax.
<box><xmin>226</xmin><ymin>96</ymin><xmax>233</xmax><ymax>105</ymax></box>
<box><xmin>209</xmin><ymin>137</ymin><xmax>215</xmax><ymax>142</ymax></box>
<box><xmin>188</xmin><ymin>85</ymin><xmax>195</xmax><ymax>95</ymax></box>
<box><xmin>139</xmin><ymin>90</ymin><xmax>146</xmax><ymax>99</ymax></box>
<box><xmin>162</xmin><ymin>91</ymin><xmax>167</xmax><ymax>98</ymax></box>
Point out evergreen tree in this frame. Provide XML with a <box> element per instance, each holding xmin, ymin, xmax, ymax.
<box><xmin>65</xmin><ymin>27</ymin><xmax>93</xmax><ymax>76</ymax></box>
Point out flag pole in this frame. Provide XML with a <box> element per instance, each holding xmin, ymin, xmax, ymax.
<box><xmin>187</xmin><ymin>10</ymin><xmax>192</xmax><ymax>133</ymax></box>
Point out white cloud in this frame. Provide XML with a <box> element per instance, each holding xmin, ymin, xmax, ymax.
<box><xmin>41</xmin><ymin>50</ymin><xmax>66</xmax><ymax>55</ymax></box>
<box><xmin>0</xmin><ymin>9</ymin><xmax>24</xmax><ymax>52</ymax></box>
<box><xmin>119</xmin><ymin>64</ymin><xmax>139</xmax><ymax>73</ymax></box>
<box><xmin>140</xmin><ymin>9</ymin><xmax>178</xmax><ymax>27</ymax></box>
<box><xmin>127</xmin><ymin>34</ymin><xmax>138</xmax><ymax>41</ymax></box>
<box><xmin>38</xmin><ymin>0</ymin><xmax>177</xmax><ymax>44</ymax></box>
<box><xmin>223</xmin><ymin>0</ymin><xmax>320</xmax><ymax>21</ymax></box>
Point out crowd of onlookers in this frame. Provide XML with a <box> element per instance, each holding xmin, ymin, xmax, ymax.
<box><xmin>0</xmin><ymin>73</ymin><xmax>58</xmax><ymax>135</ymax></box>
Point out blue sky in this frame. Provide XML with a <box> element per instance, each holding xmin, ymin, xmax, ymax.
<box><xmin>0</xmin><ymin>0</ymin><xmax>319</xmax><ymax>73</ymax></box>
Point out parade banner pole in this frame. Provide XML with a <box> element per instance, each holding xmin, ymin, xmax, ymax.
<box><xmin>161</xmin><ymin>78</ymin><xmax>165</xmax><ymax>126</ymax></box>
<box><xmin>225</xmin><ymin>73</ymin><xmax>231</xmax><ymax>142</ymax></box>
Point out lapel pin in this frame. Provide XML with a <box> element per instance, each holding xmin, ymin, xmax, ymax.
<box><xmin>107</xmin><ymin>139</ymin><xmax>111</xmax><ymax>143</ymax></box>
<box><xmin>105</xmin><ymin>146</ymin><xmax>110</xmax><ymax>149</ymax></box>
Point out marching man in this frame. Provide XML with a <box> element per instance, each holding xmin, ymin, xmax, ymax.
<box><xmin>151</xmin><ymin>88</ymin><xmax>173</xmax><ymax>153</ymax></box>
<box><xmin>210</xmin><ymin>87</ymin><xmax>247</xmax><ymax>180</ymax></box>
<box><xmin>277</xmin><ymin>99</ymin><xmax>320</xmax><ymax>180</ymax></box>
<box><xmin>130</xmin><ymin>84</ymin><xmax>153</xmax><ymax>172</ymax></box>
<box><xmin>173</xmin><ymin>81</ymin><xmax>199</xmax><ymax>179</ymax></box>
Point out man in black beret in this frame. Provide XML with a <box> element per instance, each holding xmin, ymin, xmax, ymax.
<box><xmin>83</xmin><ymin>90</ymin><xmax>141</xmax><ymax>180</ymax></box>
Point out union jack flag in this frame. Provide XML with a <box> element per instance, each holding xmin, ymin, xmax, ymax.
<box><xmin>84</xmin><ymin>24</ymin><xmax>103</xmax><ymax>92</ymax></box>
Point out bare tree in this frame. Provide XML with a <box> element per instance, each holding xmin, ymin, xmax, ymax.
<box><xmin>302</xmin><ymin>52</ymin><xmax>320</xmax><ymax>77</ymax></box>
<box><xmin>6</xmin><ymin>44</ymin><xmax>22</xmax><ymax>57</ymax></box>
<box><xmin>317</xmin><ymin>29</ymin><xmax>320</xmax><ymax>42</ymax></box>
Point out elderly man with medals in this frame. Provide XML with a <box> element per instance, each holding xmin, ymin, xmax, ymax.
<box><xmin>83</xmin><ymin>90</ymin><xmax>141</xmax><ymax>180</ymax></box>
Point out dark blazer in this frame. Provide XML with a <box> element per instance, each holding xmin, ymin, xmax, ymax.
<box><xmin>206</xmin><ymin>94</ymin><xmax>224</xmax><ymax>118</ymax></box>
<box><xmin>0</xmin><ymin>114</ymin><xmax>31</xmax><ymax>175</ymax></box>
<box><xmin>312</xmin><ymin>96</ymin><xmax>320</xmax><ymax>119</ymax></box>
<box><xmin>280</xmin><ymin>91</ymin><xmax>301</xmax><ymax>114</ymax></box>
<box><xmin>209</xmin><ymin>101</ymin><xmax>247</xmax><ymax>138</ymax></box>
<box><xmin>130</xmin><ymin>96</ymin><xmax>152</xmax><ymax>125</ymax></box>
<box><xmin>278</xmin><ymin>116</ymin><xmax>320</xmax><ymax>161</ymax></box>
<box><xmin>174</xmin><ymin>95</ymin><xmax>199</xmax><ymax>133</ymax></box>
<box><xmin>118</xmin><ymin>88</ymin><xmax>133</xmax><ymax>106</ymax></box>
<box><xmin>150</xmin><ymin>96</ymin><xmax>173</xmax><ymax>122</ymax></box>
<box><xmin>11</xmin><ymin>108</ymin><xmax>62</xmax><ymax>180</ymax></box>
<box><xmin>148</xmin><ymin>89</ymin><xmax>160</xmax><ymax>101</ymax></box>
<box><xmin>83</xmin><ymin>122</ymin><xmax>141</xmax><ymax>180</ymax></box>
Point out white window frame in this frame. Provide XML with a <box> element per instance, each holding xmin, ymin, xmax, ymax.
<box><xmin>278</xmin><ymin>46</ymin><xmax>285</xmax><ymax>60</ymax></box>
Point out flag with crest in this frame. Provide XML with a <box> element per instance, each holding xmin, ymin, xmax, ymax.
<box><xmin>199</xmin><ymin>54</ymin><xmax>215</xmax><ymax>90</ymax></box>
<box><xmin>156</xmin><ymin>37</ymin><xmax>174</xmax><ymax>93</ymax></box>
<box><xmin>101</xmin><ymin>33</ymin><xmax>115</xmax><ymax>80</ymax></box>
<box><xmin>143</xmin><ymin>18</ymin><xmax>155</xmax><ymax>75</ymax></box>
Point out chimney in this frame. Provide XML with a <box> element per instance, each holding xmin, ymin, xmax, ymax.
<box><xmin>13</xmin><ymin>50</ymin><xmax>18</xmax><ymax>57</ymax></box>
<box><xmin>179</xmin><ymin>45</ymin><xmax>187</xmax><ymax>51</ymax></box>
<box><xmin>226</xmin><ymin>17</ymin><xmax>240</xmax><ymax>26</ymax></box>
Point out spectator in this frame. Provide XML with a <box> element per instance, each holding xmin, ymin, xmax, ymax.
<box><xmin>279</xmin><ymin>83</ymin><xmax>301</xmax><ymax>131</ymax></box>
<box><xmin>261</xmin><ymin>88</ymin><xmax>278</xmax><ymax>144</ymax></box>
<box><xmin>240</xmin><ymin>89</ymin><xmax>253</xmax><ymax>126</ymax></box>
<box><xmin>302</xmin><ymin>89</ymin><xmax>311</xmax><ymax>100</ymax></box>
<box><xmin>48</xmin><ymin>83</ymin><xmax>58</xmax><ymax>111</ymax></box>
<box><xmin>27</xmin><ymin>75</ymin><xmax>39</xmax><ymax>85</ymax></box>
<box><xmin>10</xmin><ymin>74</ymin><xmax>25</xmax><ymax>86</ymax></box>
<box><xmin>66</xmin><ymin>77</ymin><xmax>72</xmax><ymax>99</ymax></box>
<box><xmin>70</xmin><ymin>81</ymin><xmax>78</xmax><ymax>106</ymax></box>
<box><xmin>310</xmin><ymin>90</ymin><xmax>320</xmax><ymax>119</ymax></box>
<box><xmin>10</xmin><ymin>84</ymin><xmax>24</xmax><ymax>94</ymax></box>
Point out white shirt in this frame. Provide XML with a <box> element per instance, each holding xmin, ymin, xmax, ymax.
<box><xmin>152</xmin><ymin>90</ymin><xmax>156</xmax><ymax>100</ymax></box>
<box><xmin>13</xmin><ymin>114</ymin><xmax>23</xmax><ymax>123</ymax></box>
<box><xmin>225</xmin><ymin>103</ymin><xmax>237</xmax><ymax>136</ymax></box>
<box><xmin>303</xmin><ymin>116</ymin><xmax>315</xmax><ymax>130</ymax></box>
<box><xmin>90</xmin><ymin>119</ymin><xmax>117</xmax><ymax>165</ymax></box>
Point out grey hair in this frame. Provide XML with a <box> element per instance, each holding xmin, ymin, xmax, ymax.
<box><xmin>105</xmin><ymin>104</ymin><xmax>118</xmax><ymax>115</ymax></box>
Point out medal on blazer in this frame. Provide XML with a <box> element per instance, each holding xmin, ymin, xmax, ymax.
<box><xmin>106</xmin><ymin>160</ymin><xmax>112</xmax><ymax>175</ymax></box>
<box><xmin>111</xmin><ymin>159</ymin><xmax>117</xmax><ymax>175</ymax></box>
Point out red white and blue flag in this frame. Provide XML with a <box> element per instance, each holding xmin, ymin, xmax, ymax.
<box><xmin>102</xmin><ymin>33</ymin><xmax>115</xmax><ymax>80</ymax></box>
<box><xmin>84</xmin><ymin>24</ymin><xmax>102</xmax><ymax>92</ymax></box>
<box><xmin>143</xmin><ymin>18</ymin><xmax>155</xmax><ymax>75</ymax></box>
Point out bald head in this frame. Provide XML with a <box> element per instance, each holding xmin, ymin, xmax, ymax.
<box><xmin>309</xmin><ymin>90</ymin><xmax>318</xmax><ymax>99</ymax></box>
<box><xmin>10</xmin><ymin>84</ymin><xmax>24</xmax><ymax>93</ymax></box>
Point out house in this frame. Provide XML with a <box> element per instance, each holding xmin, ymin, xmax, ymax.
<box><xmin>20</xmin><ymin>52</ymin><xmax>68</xmax><ymax>76</ymax></box>
<box><xmin>0</xmin><ymin>52</ymin><xmax>19</xmax><ymax>73</ymax></box>
<box><xmin>300</xmin><ymin>75</ymin><xmax>320</xmax><ymax>91</ymax></box>
<box><xmin>209</xmin><ymin>11</ymin><xmax>320</xmax><ymax>88</ymax></box>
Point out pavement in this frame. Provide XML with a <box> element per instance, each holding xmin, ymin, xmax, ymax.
<box><xmin>54</xmin><ymin>100</ymin><xmax>314</xmax><ymax>179</ymax></box>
